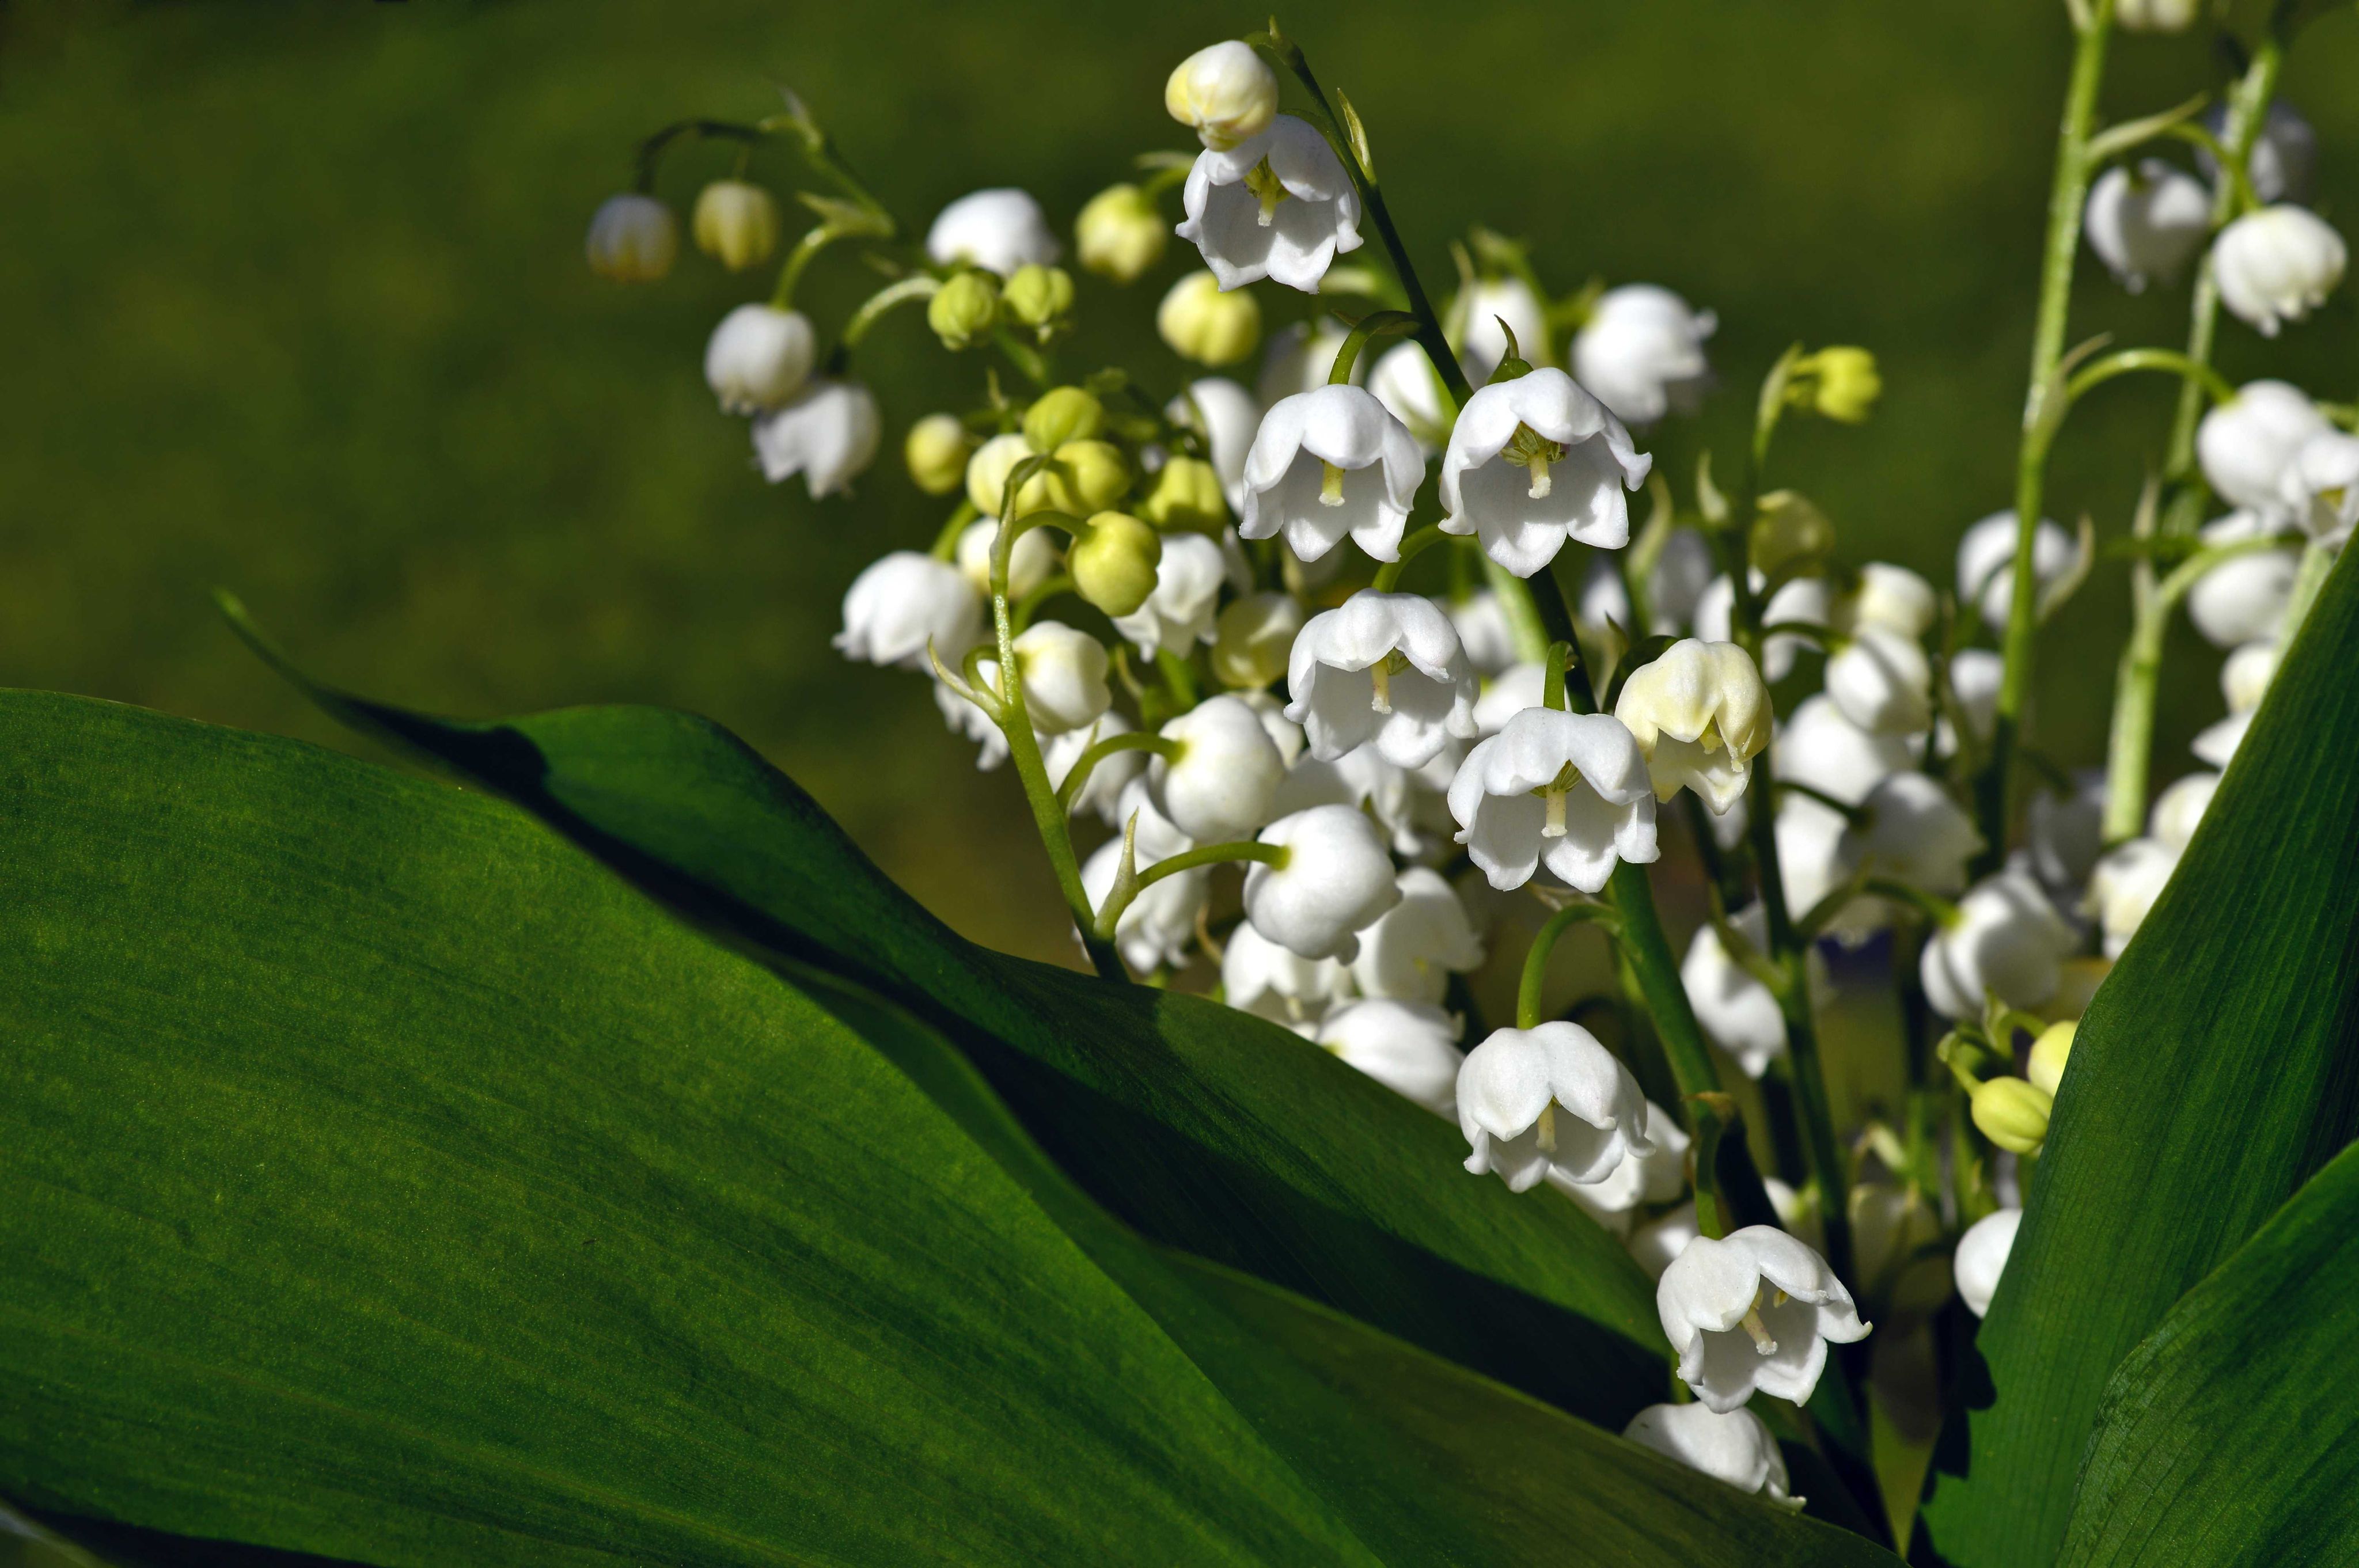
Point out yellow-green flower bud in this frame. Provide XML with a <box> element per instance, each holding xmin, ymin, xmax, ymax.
<box><xmin>1003</xmin><ymin>264</ymin><xmax>1075</xmax><ymax>337</ymax></box>
<box><xmin>1749</xmin><ymin>489</ymin><xmax>1836</xmax><ymax>579</ymax></box>
<box><xmin>904</xmin><ymin>413</ymin><xmax>972</xmax><ymax>496</ymax></box>
<box><xmin>1158</xmin><ymin>270</ymin><xmax>1260</xmax><ymax>366</ymax></box>
<box><xmin>1032</xmin><ymin>439</ymin><xmax>1132</xmax><ymax>516</ymax></box>
<box><xmin>1793</xmin><ymin>346</ymin><xmax>1882</xmax><ymax>423</ymax></box>
<box><xmin>928</xmin><ymin>271</ymin><xmax>1000</xmax><ymax>351</ymax></box>
<box><xmin>1069</xmin><ymin>511</ymin><xmax>1164</xmax><ymax>617</ymax></box>
<box><xmin>691</xmin><ymin>179</ymin><xmax>782</xmax><ymax>272</ymax></box>
<box><xmin>1022</xmin><ymin>386</ymin><xmax>1106</xmax><ymax>453</ymax></box>
<box><xmin>1137</xmin><ymin>455</ymin><xmax>1231</xmax><ymax>534</ymax></box>
<box><xmin>2028</xmin><ymin>1020</ymin><xmax>2076</xmax><ymax>1098</ymax></box>
<box><xmin>1076</xmin><ymin>183</ymin><xmax>1167</xmax><ymax>284</ymax></box>
<box><xmin>1165</xmin><ymin>40</ymin><xmax>1279</xmax><ymax>151</ymax></box>
<box><xmin>1212</xmin><ymin>591</ymin><xmax>1304</xmax><ymax>689</ymax></box>
<box><xmin>1970</xmin><ymin>1078</ymin><xmax>2054</xmax><ymax>1156</ymax></box>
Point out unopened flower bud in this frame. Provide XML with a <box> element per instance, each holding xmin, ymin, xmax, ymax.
<box><xmin>1212</xmin><ymin>591</ymin><xmax>1305</xmax><ymax>689</ymax></box>
<box><xmin>585</xmin><ymin>193</ymin><xmax>677</xmax><ymax>283</ymax></box>
<box><xmin>905</xmin><ymin>413</ymin><xmax>973</xmax><ymax>496</ymax></box>
<box><xmin>2117</xmin><ymin>0</ymin><xmax>2199</xmax><ymax>31</ymax></box>
<box><xmin>2213</xmin><ymin>206</ymin><xmax>2346</xmax><ymax>338</ymax></box>
<box><xmin>1165</xmin><ymin>40</ymin><xmax>1279</xmax><ymax>151</ymax></box>
<box><xmin>703</xmin><ymin>304</ymin><xmax>816</xmax><ymax>413</ymax></box>
<box><xmin>1138</xmin><ymin>454</ymin><xmax>1231</xmax><ymax>533</ymax></box>
<box><xmin>1789</xmin><ymin>347</ymin><xmax>1880</xmax><ymax>423</ymax></box>
<box><xmin>928</xmin><ymin>271</ymin><xmax>1001</xmax><ymax>351</ymax></box>
<box><xmin>1159</xmin><ymin>270</ymin><xmax>1261</xmax><ymax>366</ymax></box>
<box><xmin>966</xmin><ymin>432</ymin><xmax>1035</xmax><ymax>518</ymax></box>
<box><xmin>1002</xmin><ymin>264</ymin><xmax>1075</xmax><ymax>338</ymax></box>
<box><xmin>1035</xmin><ymin>439</ymin><xmax>1132</xmax><ymax>517</ymax></box>
<box><xmin>1022</xmin><ymin>386</ymin><xmax>1106</xmax><ymax>453</ymax></box>
<box><xmin>691</xmin><ymin>179</ymin><xmax>782</xmax><ymax>271</ymax></box>
<box><xmin>1069</xmin><ymin>511</ymin><xmax>1164</xmax><ymax>616</ymax></box>
<box><xmin>2028</xmin><ymin>1020</ymin><xmax>2075</xmax><ymax>1098</ymax></box>
<box><xmin>1076</xmin><ymin>183</ymin><xmax>1168</xmax><ymax>283</ymax></box>
<box><xmin>1970</xmin><ymin>1077</ymin><xmax>2053</xmax><ymax>1156</ymax></box>
<box><xmin>1750</xmin><ymin>489</ymin><xmax>1835</xmax><ymax>579</ymax></box>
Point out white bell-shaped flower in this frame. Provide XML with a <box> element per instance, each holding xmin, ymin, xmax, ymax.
<box><xmin>1777</xmin><ymin>693</ymin><xmax>1910</xmax><ymax>807</ymax></box>
<box><xmin>2191</xmin><ymin>709</ymin><xmax>2252</xmax><ymax>769</ymax></box>
<box><xmin>1647</xmin><ymin>528</ymin><xmax>1720</xmax><ymax>634</ymax></box>
<box><xmin>1572</xmin><ymin>284</ymin><xmax>1717</xmax><ymax>426</ymax></box>
<box><xmin>1848</xmin><ymin>772</ymin><xmax>1981</xmax><ymax>898</ymax></box>
<box><xmin>1937</xmin><ymin>649</ymin><xmax>2004</xmax><ymax>760</ymax></box>
<box><xmin>1170</xmin><ymin>376</ymin><xmax>1261</xmax><ymax>511</ymax></box>
<box><xmin>2212</xmin><ymin>205</ymin><xmax>2346</xmax><ymax>337</ymax></box>
<box><xmin>835</xmin><ymin>552</ymin><xmax>985</xmax><ymax>669</ymax></box>
<box><xmin>2278</xmin><ymin>430</ymin><xmax>2359</xmax><ymax>548</ymax></box>
<box><xmin>1367</xmin><ymin>341</ymin><xmax>1452</xmax><ymax>449</ymax></box>
<box><xmin>1692</xmin><ymin>573</ymin><xmax>1831</xmax><ymax>682</ymax></box>
<box><xmin>1920</xmin><ymin>871</ymin><xmax>2078</xmax><ymax>1019</ymax></box>
<box><xmin>1285</xmin><ymin>591</ymin><xmax>1480</xmax><ymax>768</ymax></box>
<box><xmin>2186</xmin><ymin>511</ymin><xmax>2298</xmax><ymax>647</ymax></box>
<box><xmin>1656</xmin><ymin>1226</ymin><xmax>1870</xmax><ymax>1413</ymax></box>
<box><xmin>1349</xmin><ymin>865</ymin><xmax>1486</xmax><ymax>1003</ymax></box>
<box><xmin>2201</xmin><ymin>100</ymin><xmax>2317</xmax><ymax>207</ymax></box>
<box><xmin>1243</xmin><ymin>804</ymin><xmax>1403</xmax><ymax>961</ymax></box>
<box><xmin>1683</xmin><ymin>905</ymin><xmax>1787</xmax><ymax>1079</ymax></box>
<box><xmin>1613</xmin><ymin>639</ymin><xmax>1773</xmax><ymax>815</ymax></box>
<box><xmin>2197</xmin><ymin>380</ymin><xmax>2331</xmax><ymax>513</ymax></box>
<box><xmin>1554</xmin><ymin>1100</ymin><xmax>1690</xmax><ymax>1234</ymax></box>
<box><xmin>1256</xmin><ymin>321</ymin><xmax>1355</xmax><ymax>406</ymax></box>
<box><xmin>1151</xmin><ymin>693</ymin><xmax>1287</xmax><ymax>842</ymax></box>
<box><xmin>1841</xmin><ymin>562</ymin><xmax>1939</xmax><ymax>640</ymax></box>
<box><xmin>2151</xmin><ymin>770</ymin><xmax>2219</xmax><ymax>852</ymax></box>
<box><xmin>1445</xmin><ymin>591</ymin><xmax>1519</xmax><ymax>676</ymax></box>
<box><xmin>1772</xmin><ymin>793</ymin><xmax>1851</xmax><ymax>935</ymax></box>
<box><xmin>1456</xmin><ymin>1021</ymin><xmax>1653</xmax><ymax>1193</ymax></box>
<box><xmin>2083</xmin><ymin>160</ymin><xmax>2211</xmax><ymax>293</ymax></box>
<box><xmin>1223</xmin><ymin>920</ymin><xmax>1355</xmax><ymax>1035</ymax></box>
<box><xmin>1472</xmin><ymin>662</ymin><xmax>1546</xmax><ymax>737</ymax></box>
<box><xmin>1317</xmin><ymin>998</ymin><xmax>1465</xmax><ymax>1117</ymax></box>
<box><xmin>704</xmin><ymin>304</ymin><xmax>817</xmax><ymax>413</ymax></box>
<box><xmin>1082</xmin><ymin>783</ymin><xmax>1203</xmax><ymax>974</ymax></box>
<box><xmin>584</xmin><ymin>193</ymin><xmax>677</xmax><ymax>282</ymax></box>
<box><xmin>1629</xmin><ymin>1202</ymin><xmax>1702</xmax><ymax>1280</ymax></box>
<box><xmin>1455</xmin><ymin>276</ymin><xmax>1550</xmax><ymax>384</ymax></box>
<box><xmin>2224</xmin><ymin>639</ymin><xmax>2281</xmax><ymax>713</ymax></box>
<box><xmin>1176</xmin><ymin>115</ymin><xmax>1365</xmax><ymax>294</ymax></box>
<box><xmin>1956</xmin><ymin>510</ymin><xmax>2073</xmax><ymax>631</ymax></box>
<box><xmin>1240</xmin><ymin>385</ymin><xmax>1425</xmax><ymax>562</ymax></box>
<box><xmin>1112</xmin><ymin>531</ymin><xmax>1228</xmax><ymax>657</ymax></box>
<box><xmin>955</xmin><ymin>518</ymin><xmax>1059</xmax><ymax>602</ymax></box>
<box><xmin>2089</xmin><ymin>837</ymin><xmax>2179</xmax><ymax>959</ymax></box>
<box><xmin>1007</xmin><ymin>621</ymin><xmax>1111</xmax><ymax>734</ymax></box>
<box><xmin>926</xmin><ymin>188</ymin><xmax>1060</xmax><ymax>278</ymax></box>
<box><xmin>1825</xmin><ymin>625</ymin><xmax>1933</xmax><ymax>736</ymax></box>
<box><xmin>751</xmin><ymin>378</ymin><xmax>882</xmax><ymax>499</ymax></box>
<box><xmin>1448</xmin><ymin>709</ymin><xmax>1660</xmax><ymax>893</ymax></box>
<box><xmin>1622</xmin><ymin>1403</ymin><xmax>1796</xmax><ymax>1505</ymax></box>
<box><xmin>1042</xmin><ymin>713</ymin><xmax>1145</xmax><ymax>827</ymax></box>
<box><xmin>1439</xmin><ymin>370</ymin><xmax>1653</xmax><ymax>577</ymax></box>
<box><xmin>1954</xmin><ymin>1207</ymin><xmax>2024</xmax><ymax>1319</ymax></box>
<box><xmin>1163</xmin><ymin>40</ymin><xmax>1279</xmax><ymax>151</ymax></box>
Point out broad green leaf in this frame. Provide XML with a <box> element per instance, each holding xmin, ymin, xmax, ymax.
<box><xmin>2056</xmin><ymin>1141</ymin><xmax>2359</xmax><ymax>1566</ymax></box>
<box><xmin>1920</xmin><ymin>549</ymin><xmax>2359</xmax><ymax>1564</ymax></box>
<box><xmin>221</xmin><ymin>604</ymin><xmax>1672</xmax><ymax>1427</ymax></box>
<box><xmin>0</xmin><ymin>690</ymin><xmax>1894</xmax><ymax>1567</ymax></box>
<box><xmin>0</xmin><ymin>691</ymin><xmax>1381</xmax><ymax>1566</ymax></box>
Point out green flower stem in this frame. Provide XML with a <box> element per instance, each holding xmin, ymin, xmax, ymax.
<box><xmin>1368</xmin><ymin>523</ymin><xmax>1450</xmax><ymax>593</ymax></box>
<box><xmin>1516</xmin><ymin>903</ymin><xmax>1622</xmax><ymax>1030</ymax></box>
<box><xmin>1687</xmin><ymin>1094</ymin><xmax>1742</xmax><ymax>1242</ymax></box>
<box><xmin>2063</xmin><ymin>347</ymin><xmax>2237</xmax><ymax>411</ymax></box>
<box><xmin>1094</xmin><ymin>840</ymin><xmax>1288</xmax><ymax>943</ymax></box>
<box><xmin>1010</xmin><ymin>574</ymin><xmax>1075</xmax><ymax>632</ymax></box>
<box><xmin>756</xmin><ymin>100</ymin><xmax>900</xmax><ymax>234</ymax></box>
<box><xmin>1979</xmin><ymin>0</ymin><xmax>2116</xmax><ymax>873</ymax></box>
<box><xmin>1054</xmin><ymin>730</ymin><xmax>1180</xmax><ymax>815</ymax></box>
<box><xmin>631</xmin><ymin>117</ymin><xmax>764</xmax><ymax>192</ymax></box>
<box><xmin>1541</xmin><ymin>640</ymin><xmax>1573</xmax><ymax>712</ymax></box>
<box><xmin>1327</xmin><ymin>309</ymin><xmax>1420</xmax><ymax>386</ymax></box>
<box><xmin>2164</xmin><ymin>36</ymin><xmax>2284</xmax><ymax>480</ymax></box>
<box><xmin>841</xmin><ymin>274</ymin><xmax>940</xmax><ymax>350</ymax></box>
<box><xmin>2100</xmin><ymin>532</ymin><xmax>2299</xmax><ymax>841</ymax></box>
<box><xmin>770</xmin><ymin>224</ymin><xmax>841</xmax><ymax>310</ymax></box>
<box><xmin>2280</xmin><ymin>538</ymin><xmax>2338</xmax><ymax>636</ymax></box>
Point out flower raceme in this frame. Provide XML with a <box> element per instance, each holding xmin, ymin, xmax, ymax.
<box><xmin>1177</xmin><ymin>115</ymin><xmax>1365</xmax><ymax>294</ymax></box>
<box><xmin>1285</xmin><ymin>592</ymin><xmax>1479</xmax><ymax>770</ymax></box>
<box><xmin>1439</xmin><ymin>369</ymin><xmax>1653</xmax><ymax>577</ymax></box>
<box><xmin>1239</xmin><ymin>385</ymin><xmax>1425</xmax><ymax>563</ymax></box>
<box><xmin>1447</xmin><ymin>708</ymin><xmax>1659</xmax><ymax>894</ymax></box>
<box><xmin>1611</xmin><ymin>639</ymin><xmax>1772</xmax><ymax>815</ymax></box>
<box><xmin>1454</xmin><ymin>1022</ymin><xmax>1653</xmax><ymax>1193</ymax></box>
<box><xmin>1656</xmin><ymin>1227</ymin><xmax>1870</xmax><ymax>1412</ymax></box>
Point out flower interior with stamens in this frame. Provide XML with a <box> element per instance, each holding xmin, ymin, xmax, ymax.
<box><xmin>1656</xmin><ymin>1227</ymin><xmax>1869</xmax><ymax>1412</ymax></box>
<box><xmin>1285</xmin><ymin>591</ymin><xmax>1478</xmax><ymax>769</ymax></box>
<box><xmin>1439</xmin><ymin>366</ymin><xmax>1652</xmax><ymax>576</ymax></box>
<box><xmin>1454</xmin><ymin>1021</ymin><xmax>1653</xmax><ymax>1193</ymax></box>
<box><xmin>1447</xmin><ymin>707</ymin><xmax>1660</xmax><ymax>893</ymax></box>
<box><xmin>1612</xmin><ymin>639</ymin><xmax>1772</xmax><ymax>815</ymax></box>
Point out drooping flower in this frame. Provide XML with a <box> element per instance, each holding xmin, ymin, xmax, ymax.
<box><xmin>703</xmin><ymin>304</ymin><xmax>817</xmax><ymax>413</ymax></box>
<box><xmin>1920</xmin><ymin>871</ymin><xmax>2078</xmax><ymax>1019</ymax></box>
<box><xmin>1454</xmin><ymin>276</ymin><xmax>1550</xmax><ymax>384</ymax></box>
<box><xmin>2278</xmin><ymin>430</ymin><xmax>2359</xmax><ymax>548</ymax></box>
<box><xmin>2088</xmin><ymin>837</ymin><xmax>2179</xmax><ymax>959</ymax></box>
<box><xmin>584</xmin><ymin>193</ymin><xmax>677</xmax><ymax>283</ymax></box>
<box><xmin>2187</xmin><ymin>511</ymin><xmax>2299</xmax><ymax>647</ymax></box>
<box><xmin>1074</xmin><ymin>183</ymin><xmax>1167</xmax><ymax>283</ymax></box>
<box><xmin>1151</xmin><ymin>693</ymin><xmax>1287</xmax><ymax>842</ymax></box>
<box><xmin>954</xmin><ymin>518</ymin><xmax>1059</xmax><ymax>602</ymax></box>
<box><xmin>1777</xmin><ymin>693</ymin><xmax>1911</xmax><ymax>808</ymax></box>
<box><xmin>1447</xmin><ymin>708</ymin><xmax>1659</xmax><ymax>892</ymax></box>
<box><xmin>1656</xmin><ymin>1226</ymin><xmax>1870</xmax><ymax>1413</ymax></box>
<box><xmin>1112</xmin><ymin>530</ymin><xmax>1229</xmax><ymax>657</ymax></box>
<box><xmin>1841</xmin><ymin>772</ymin><xmax>1980</xmax><ymax>911</ymax></box>
<box><xmin>1211</xmin><ymin>591</ymin><xmax>1305</xmax><ymax>690</ymax></box>
<box><xmin>692</xmin><ymin>179</ymin><xmax>782</xmax><ymax>271</ymax></box>
<box><xmin>1439</xmin><ymin>369</ymin><xmax>1652</xmax><ymax>576</ymax></box>
<box><xmin>1081</xmin><ymin>782</ymin><xmax>1203</xmax><ymax>974</ymax></box>
<box><xmin>1572</xmin><ymin>284</ymin><xmax>1717</xmax><ymax>426</ymax></box>
<box><xmin>835</xmin><ymin>552</ymin><xmax>984</xmax><ymax>670</ymax></box>
<box><xmin>1223</xmin><ymin>920</ymin><xmax>1355</xmax><ymax>1036</ymax></box>
<box><xmin>2197</xmin><ymin>380</ymin><xmax>2332</xmax><ymax>513</ymax></box>
<box><xmin>1682</xmin><ymin>905</ymin><xmax>1790</xmax><ymax>1079</ymax></box>
<box><xmin>925</xmin><ymin>188</ymin><xmax>1060</xmax><ymax>278</ymax></box>
<box><xmin>1176</xmin><ymin>115</ymin><xmax>1364</xmax><ymax>294</ymax></box>
<box><xmin>1612</xmin><ymin>639</ymin><xmax>1772</xmax><ymax>815</ymax></box>
<box><xmin>2201</xmin><ymin>100</ymin><xmax>2317</xmax><ymax>207</ymax></box>
<box><xmin>1349</xmin><ymin>865</ymin><xmax>1486</xmax><ymax>1004</ymax></box>
<box><xmin>1243</xmin><ymin>804</ymin><xmax>1403</xmax><ymax>960</ymax></box>
<box><xmin>1471</xmin><ymin>661</ymin><xmax>1548</xmax><ymax>737</ymax></box>
<box><xmin>1446</xmin><ymin>590</ymin><xmax>1519</xmax><ymax>676</ymax></box>
<box><xmin>1042</xmin><ymin>713</ymin><xmax>1146</xmax><ymax>827</ymax></box>
<box><xmin>1825</xmin><ymin>625</ymin><xmax>1933</xmax><ymax>736</ymax></box>
<box><xmin>1169</xmin><ymin>377</ymin><xmax>1262</xmax><ymax>510</ymax></box>
<box><xmin>1316</xmin><ymin>999</ymin><xmax>1465</xmax><ymax>1117</ymax></box>
<box><xmin>1004</xmin><ymin>621</ymin><xmax>1110</xmax><ymax>734</ymax></box>
<box><xmin>751</xmin><ymin>379</ymin><xmax>882</xmax><ymax>499</ymax></box>
<box><xmin>2212</xmin><ymin>205</ymin><xmax>2346</xmax><ymax>337</ymax></box>
<box><xmin>1937</xmin><ymin>649</ymin><xmax>2004</xmax><ymax>760</ymax></box>
<box><xmin>1839</xmin><ymin>562</ymin><xmax>1939</xmax><ymax>641</ymax></box>
<box><xmin>1954</xmin><ymin>1206</ymin><xmax>2024</xmax><ymax>1319</ymax></box>
<box><xmin>1691</xmin><ymin>572</ymin><xmax>1830</xmax><ymax>681</ymax></box>
<box><xmin>1455</xmin><ymin>1022</ymin><xmax>1652</xmax><ymax>1193</ymax></box>
<box><xmin>1956</xmin><ymin>510</ymin><xmax>2074</xmax><ymax>631</ymax></box>
<box><xmin>1239</xmin><ymin>385</ymin><xmax>1425</xmax><ymax>562</ymax></box>
<box><xmin>1622</xmin><ymin>1403</ymin><xmax>1796</xmax><ymax>1505</ymax></box>
<box><xmin>1158</xmin><ymin>272</ymin><xmax>1262</xmax><ymax>366</ymax></box>
<box><xmin>2083</xmin><ymin>160</ymin><xmax>2211</xmax><ymax>293</ymax></box>
<box><xmin>1554</xmin><ymin>1099</ymin><xmax>1690</xmax><ymax>1233</ymax></box>
<box><xmin>1367</xmin><ymin>341</ymin><xmax>1452</xmax><ymax>449</ymax></box>
<box><xmin>1163</xmin><ymin>40</ymin><xmax>1280</xmax><ymax>151</ymax></box>
<box><xmin>1285</xmin><ymin>591</ymin><xmax>1479</xmax><ymax>769</ymax></box>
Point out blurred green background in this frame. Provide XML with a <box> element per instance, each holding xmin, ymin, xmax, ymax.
<box><xmin>3</xmin><ymin>0</ymin><xmax>2354</xmax><ymax>979</ymax></box>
